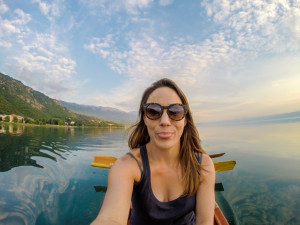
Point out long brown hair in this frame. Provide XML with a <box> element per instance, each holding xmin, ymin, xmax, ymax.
<box><xmin>128</xmin><ymin>78</ymin><xmax>206</xmax><ymax>196</ymax></box>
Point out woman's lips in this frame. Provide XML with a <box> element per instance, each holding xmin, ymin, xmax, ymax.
<box><xmin>157</xmin><ymin>132</ymin><xmax>173</xmax><ymax>138</ymax></box>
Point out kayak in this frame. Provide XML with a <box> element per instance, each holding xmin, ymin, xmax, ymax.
<box><xmin>214</xmin><ymin>203</ymin><xmax>230</xmax><ymax>225</ymax></box>
<box><xmin>92</xmin><ymin>154</ymin><xmax>237</xmax><ymax>225</ymax></box>
<box><xmin>215</xmin><ymin>185</ymin><xmax>240</xmax><ymax>225</ymax></box>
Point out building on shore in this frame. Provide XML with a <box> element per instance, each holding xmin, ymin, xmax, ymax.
<box><xmin>0</xmin><ymin>114</ymin><xmax>25</xmax><ymax>123</ymax></box>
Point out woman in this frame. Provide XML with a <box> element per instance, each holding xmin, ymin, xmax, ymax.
<box><xmin>91</xmin><ymin>78</ymin><xmax>215</xmax><ymax>225</ymax></box>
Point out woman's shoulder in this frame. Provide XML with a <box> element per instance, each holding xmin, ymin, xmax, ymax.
<box><xmin>110</xmin><ymin>148</ymin><xmax>142</xmax><ymax>182</ymax></box>
<box><xmin>198</xmin><ymin>153</ymin><xmax>215</xmax><ymax>183</ymax></box>
<box><xmin>201</xmin><ymin>153</ymin><xmax>215</xmax><ymax>172</ymax></box>
<box><xmin>112</xmin><ymin>148</ymin><xmax>140</xmax><ymax>167</ymax></box>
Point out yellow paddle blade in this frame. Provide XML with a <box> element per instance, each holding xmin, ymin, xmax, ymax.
<box><xmin>91</xmin><ymin>156</ymin><xmax>236</xmax><ymax>172</ymax></box>
<box><xmin>214</xmin><ymin>160</ymin><xmax>236</xmax><ymax>172</ymax></box>
<box><xmin>91</xmin><ymin>156</ymin><xmax>117</xmax><ymax>168</ymax></box>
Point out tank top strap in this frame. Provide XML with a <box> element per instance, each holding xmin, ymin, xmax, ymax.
<box><xmin>196</xmin><ymin>151</ymin><xmax>203</xmax><ymax>164</ymax></box>
<box><xmin>126</xmin><ymin>152</ymin><xmax>143</xmax><ymax>174</ymax></box>
<box><xmin>139</xmin><ymin>144</ymin><xmax>150</xmax><ymax>174</ymax></box>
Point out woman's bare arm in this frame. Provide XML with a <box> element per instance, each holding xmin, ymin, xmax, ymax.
<box><xmin>195</xmin><ymin>154</ymin><xmax>216</xmax><ymax>225</ymax></box>
<box><xmin>91</xmin><ymin>154</ymin><xmax>139</xmax><ymax>225</ymax></box>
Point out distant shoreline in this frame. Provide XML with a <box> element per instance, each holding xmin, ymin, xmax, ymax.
<box><xmin>0</xmin><ymin>121</ymin><xmax>125</xmax><ymax>129</ymax></box>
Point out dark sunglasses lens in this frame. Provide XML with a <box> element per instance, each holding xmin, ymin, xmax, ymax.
<box><xmin>146</xmin><ymin>104</ymin><xmax>162</xmax><ymax>119</ymax></box>
<box><xmin>168</xmin><ymin>105</ymin><xmax>185</xmax><ymax>120</ymax></box>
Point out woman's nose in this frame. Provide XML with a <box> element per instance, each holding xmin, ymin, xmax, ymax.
<box><xmin>159</xmin><ymin>109</ymin><xmax>171</xmax><ymax>126</ymax></box>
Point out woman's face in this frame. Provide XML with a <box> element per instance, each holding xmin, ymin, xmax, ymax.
<box><xmin>143</xmin><ymin>87</ymin><xmax>186</xmax><ymax>151</ymax></box>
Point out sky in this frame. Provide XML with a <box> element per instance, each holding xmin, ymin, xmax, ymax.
<box><xmin>0</xmin><ymin>0</ymin><xmax>300</xmax><ymax>123</ymax></box>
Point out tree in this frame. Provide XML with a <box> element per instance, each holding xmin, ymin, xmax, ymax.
<box><xmin>58</xmin><ymin>119</ymin><xmax>64</xmax><ymax>126</ymax></box>
<box><xmin>4</xmin><ymin>116</ymin><xmax>10</xmax><ymax>122</ymax></box>
<box><xmin>13</xmin><ymin>116</ymin><xmax>18</xmax><ymax>123</ymax></box>
<box><xmin>24</xmin><ymin>117</ymin><xmax>32</xmax><ymax>123</ymax></box>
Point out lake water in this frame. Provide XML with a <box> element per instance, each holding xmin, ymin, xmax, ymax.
<box><xmin>0</xmin><ymin>123</ymin><xmax>299</xmax><ymax>225</ymax></box>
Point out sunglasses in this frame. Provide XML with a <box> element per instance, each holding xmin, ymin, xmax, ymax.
<box><xmin>143</xmin><ymin>103</ymin><xmax>188</xmax><ymax>121</ymax></box>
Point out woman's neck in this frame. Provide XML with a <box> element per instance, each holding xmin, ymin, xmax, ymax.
<box><xmin>146</xmin><ymin>142</ymin><xmax>181</xmax><ymax>165</ymax></box>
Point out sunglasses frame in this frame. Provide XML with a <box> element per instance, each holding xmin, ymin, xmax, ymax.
<box><xmin>143</xmin><ymin>103</ymin><xmax>188</xmax><ymax>121</ymax></box>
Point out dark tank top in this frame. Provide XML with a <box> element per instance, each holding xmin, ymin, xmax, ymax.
<box><xmin>128</xmin><ymin>145</ymin><xmax>202</xmax><ymax>225</ymax></box>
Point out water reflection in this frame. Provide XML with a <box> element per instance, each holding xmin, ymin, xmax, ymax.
<box><xmin>198</xmin><ymin>123</ymin><xmax>300</xmax><ymax>225</ymax></box>
<box><xmin>0</xmin><ymin>126</ymin><xmax>127</xmax><ymax>172</ymax></box>
<box><xmin>219</xmin><ymin>173</ymin><xmax>300</xmax><ymax>225</ymax></box>
<box><xmin>0</xmin><ymin>126</ymin><xmax>128</xmax><ymax>225</ymax></box>
<box><xmin>0</xmin><ymin>124</ymin><xmax>25</xmax><ymax>135</ymax></box>
<box><xmin>0</xmin><ymin>123</ymin><xmax>299</xmax><ymax>225</ymax></box>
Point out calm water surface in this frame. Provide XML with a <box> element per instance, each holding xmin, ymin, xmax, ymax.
<box><xmin>0</xmin><ymin>123</ymin><xmax>299</xmax><ymax>225</ymax></box>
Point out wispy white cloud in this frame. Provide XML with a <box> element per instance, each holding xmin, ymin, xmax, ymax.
<box><xmin>84</xmin><ymin>35</ymin><xmax>115</xmax><ymax>58</ymax></box>
<box><xmin>80</xmin><ymin>0</ymin><xmax>153</xmax><ymax>15</ymax></box>
<box><xmin>84</xmin><ymin>31</ymin><xmax>242</xmax><ymax>111</ymax></box>
<box><xmin>14</xmin><ymin>9</ymin><xmax>32</xmax><ymax>24</ymax></box>
<box><xmin>0</xmin><ymin>18</ymin><xmax>20</xmax><ymax>35</ymax></box>
<box><xmin>0</xmin><ymin>0</ymin><xmax>8</xmax><ymax>14</ymax></box>
<box><xmin>201</xmin><ymin>0</ymin><xmax>300</xmax><ymax>53</ymax></box>
<box><xmin>32</xmin><ymin>0</ymin><xmax>62</xmax><ymax>20</ymax></box>
<box><xmin>10</xmin><ymin>32</ymin><xmax>78</xmax><ymax>98</ymax></box>
<box><xmin>86</xmin><ymin>32</ymin><xmax>239</xmax><ymax>79</ymax></box>
<box><xmin>0</xmin><ymin>8</ymin><xmax>31</xmax><ymax>36</ymax></box>
<box><xmin>159</xmin><ymin>0</ymin><xmax>173</xmax><ymax>6</ymax></box>
<box><xmin>0</xmin><ymin>6</ymin><xmax>32</xmax><ymax>53</ymax></box>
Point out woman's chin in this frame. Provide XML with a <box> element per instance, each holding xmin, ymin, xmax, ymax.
<box><xmin>151</xmin><ymin>138</ymin><xmax>180</xmax><ymax>150</ymax></box>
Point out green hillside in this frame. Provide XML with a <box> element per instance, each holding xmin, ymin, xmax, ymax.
<box><xmin>0</xmin><ymin>72</ymin><xmax>123</xmax><ymax>127</ymax></box>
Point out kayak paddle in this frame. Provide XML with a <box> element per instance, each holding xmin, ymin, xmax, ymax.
<box><xmin>91</xmin><ymin>156</ymin><xmax>236</xmax><ymax>172</ymax></box>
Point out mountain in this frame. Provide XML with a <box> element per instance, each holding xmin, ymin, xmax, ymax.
<box><xmin>198</xmin><ymin>111</ymin><xmax>300</xmax><ymax>126</ymax></box>
<box><xmin>0</xmin><ymin>72</ymin><xmax>123</xmax><ymax>127</ymax></box>
<box><xmin>59</xmin><ymin>101</ymin><xmax>138</xmax><ymax>125</ymax></box>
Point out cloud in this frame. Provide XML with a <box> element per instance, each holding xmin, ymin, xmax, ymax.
<box><xmin>84</xmin><ymin>35</ymin><xmax>115</xmax><ymax>58</ymax></box>
<box><xmin>0</xmin><ymin>39</ymin><xmax>11</xmax><ymax>48</ymax></box>
<box><xmin>0</xmin><ymin>7</ymin><xmax>32</xmax><ymax>51</ymax></box>
<box><xmin>32</xmin><ymin>0</ymin><xmax>62</xmax><ymax>20</ymax></box>
<box><xmin>83</xmin><ymin>0</ymin><xmax>300</xmax><ymax>121</ymax></box>
<box><xmin>80</xmin><ymin>0</ymin><xmax>154</xmax><ymax>15</ymax></box>
<box><xmin>0</xmin><ymin>18</ymin><xmax>20</xmax><ymax>35</ymax></box>
<box><xmin>2</xmin><ymin>0</ymin><xmax>300</xmax><ymax>122</ymax></box>
<box><xmin>85</xmin><ymin>32</ymin><xmax>239</xmax><ymax>80</ymax></box>
<box><xmin>9</xmin><ymin>32</ymin><xmax>79</xmax><ymax>98</ymax></box>
<box><xmin>14</xmin><ymin>9</ymin><xmax>32</xmax><ymax>24</ymax></box>
<box><xmin>159</xmin><ymin>0</ymin><xmax>173</xmax><ymax>6</ymax></box>
<box><xmin>0</xmin><ymin>8</ymin><xmax>31</xmax><ymax>36</ymax></box>
<box><xmin>201</xmin><ymin>0</ymin><xmax>300</xmax><ymax>53</ymax></box>
<box><xmin>84</xmin><ymin>31</ymin><xmax>242</xmax><ymax>111</ymax></box>
<box><xmin>0</xmin><ymin>1</ymin><xmax>81</xmax><ymax>100</ymax></box>
<box><xmin>0</xmin><ymin>0</ymin><xmax>8</xmax><ymax>14</ymax></box>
